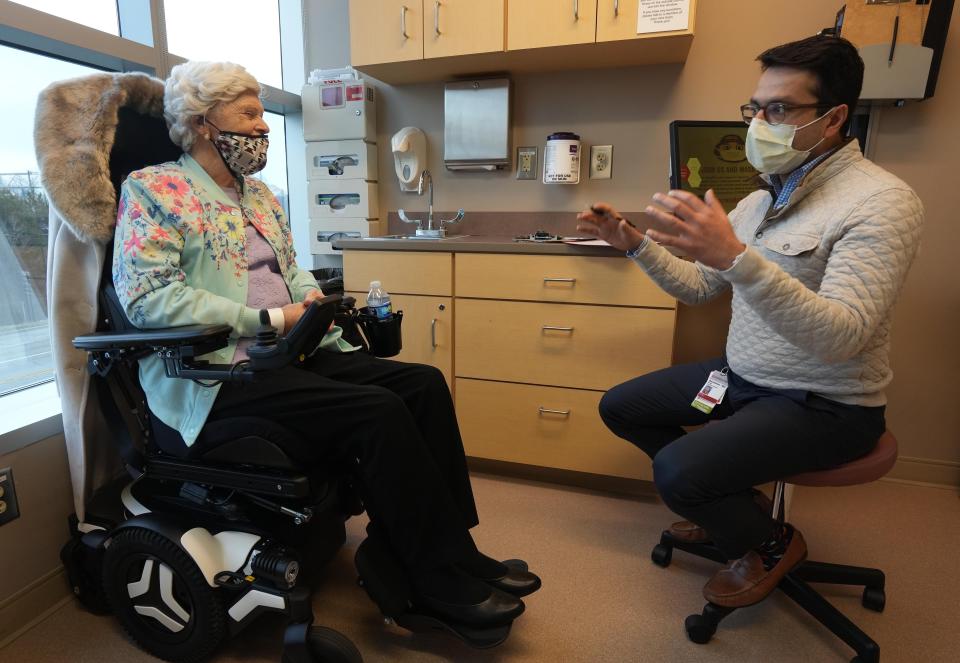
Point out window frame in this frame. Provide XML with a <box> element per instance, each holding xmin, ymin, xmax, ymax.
<box><xmin>0</xmin><ymin>0</ymin><xmax>306</xmax><ymax>449</ymax></box>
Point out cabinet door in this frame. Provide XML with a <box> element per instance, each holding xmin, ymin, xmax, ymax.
<box><xmin>350</xmin><ymin>0</ymin><xmax>424</xmax><ymax>66</ymax></box>
<box><xmin>349</xmin><ymin>292</ymin><xmax>453</xmax><ymax>390</ymax></box>
<box><xmin>596</xmin><ymin>0</ymin><xmax>695</xmax><ymax>43</ymax></box>
<box><xmin>507</xmin><ymin>0</ymin><xmax>598</xmax><ymax>51</ymax></box>
<box><xmin>424</xmin><ymin>0</ymin><xmax>505</xmax><ymax>59</ymax></box>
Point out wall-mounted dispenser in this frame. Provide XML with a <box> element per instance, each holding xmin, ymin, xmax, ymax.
<box><xmin>391</xmin><ymin>127</ymin><xmax>427</xmax><ymax>192</ymax></box>
<box><xmin>444</xmin><ymin>78</ymin><xmax>511</xmax><ymax>171</ymax></box>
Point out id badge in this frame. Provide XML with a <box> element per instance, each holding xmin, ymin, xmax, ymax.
<box><xmin>691</xmin><ymin>369</ymin><xmax>728</xmax><ymax>414</ymax></box>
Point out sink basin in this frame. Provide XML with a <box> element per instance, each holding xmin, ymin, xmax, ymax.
<box><xmin>375</xmin><ymin>234</ymin><xmax>470</xmax><ymax>241</ymax></box>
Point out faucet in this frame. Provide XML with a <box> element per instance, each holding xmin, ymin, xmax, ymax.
<box><xmin>419</xmin><ymin>170</ymin><xmax>435</xmax><ymax>230</ymax></box>
<box><xmin>398</xmin><ymin>170</ymin><xmax>465</xmax><ymax>237</ymax></box>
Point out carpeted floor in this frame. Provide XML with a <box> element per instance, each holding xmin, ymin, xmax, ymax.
<box><xmin>2</xmin><ymin>473</ymin><xmax>958</xmax><ymax>663</ymax></box>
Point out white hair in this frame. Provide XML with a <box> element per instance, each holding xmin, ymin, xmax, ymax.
<box><xmin>163</xmin><ymin>61</ymin><xmax>262</xmax><ymax>151</ymax></box>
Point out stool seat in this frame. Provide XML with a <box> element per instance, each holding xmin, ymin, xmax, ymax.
<box><xmin>786</xmin><ymin>430</ymin><xmax>898</xmax><ymax>487</ymax></box>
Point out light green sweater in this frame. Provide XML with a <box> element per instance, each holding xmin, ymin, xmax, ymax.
<box><xmin>113</xmin><ymin>154</ymin><xmax>353</xmax><ymax>445</ymax></box>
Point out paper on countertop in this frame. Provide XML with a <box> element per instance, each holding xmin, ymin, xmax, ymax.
<box><xmin>563</xmin><ymin>238</ymin><xmax>610</xmax><ymax>246</ymax></box>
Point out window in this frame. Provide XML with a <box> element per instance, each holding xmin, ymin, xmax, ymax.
<box><xmin>0</xmin><ymin>44</ymin><xmax>99</xmax><ymax>396</ymax></box>
<box><xmin>257</xmin><ymin>111</ymin><xmax>289</xmax><ymax>217</ymax></box>
<box><xmin>10</xmin><ymin>0</ymin><xmax>119</xmax><ymax>35</ymax></box>
<box><xmin>163</xmin><ymin>0</ymin><xmax>283</xmax><ymax>89</ymax></box>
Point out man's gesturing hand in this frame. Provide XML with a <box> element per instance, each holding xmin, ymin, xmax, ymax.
<box><xmin>644</xmin><ymin>189</ymin><xmax>745</xmax><ymax>270</ymax></box>
<box><xmin>576</xmin><ymin>202</ymin><xmax>646</xmax><ymax>253</ymax></box>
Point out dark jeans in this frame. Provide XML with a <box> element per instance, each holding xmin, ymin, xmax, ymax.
<box><xmin>208</xmin><ymin>350</ymin><xmax>479</xmax><ymax>574</ymax></box>
<box><xmin>599</xmin><ymin>358</ymin><xmax>886</xmax><ymax>559</ymax></box>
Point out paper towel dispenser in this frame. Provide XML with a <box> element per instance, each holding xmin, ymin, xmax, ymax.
<box><xmin>444</xmin><ymin>78</ymin><xmax>511</xmax><ymax>171</ymax></box>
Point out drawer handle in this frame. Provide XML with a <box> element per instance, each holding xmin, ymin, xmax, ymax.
<box><xmin>431</xmin><ymin>318</ymin><xmax>437</xmax><ymax>348</ymax></box>
<box><xmin>400</xmin><ymin>5</ymin><xmax>408</xmax><ymax>39</ymax></box>
<box><xmin>543</xmin><ymin>277</ymin><xmax>576</xmax><ymax>284</ymax></box>
<box><xmin>434</xmin><ymin>0</ymin><xmax>441</xmax><ymax>35</ymax></box>
<box><xmin>573</xmin><ymin>0</ymin><xmax>579</xmax><ymax>20</ymax></box>
<box><xmin>614</xmin><ymin>0</ymin><xmax>619</xmax><ymax>17</ymax></box>
<box><xmin>539</xmin><ymin>407</ymin><xmax>571</xmax><ymax>417</ymax></box>
<box><xmin>542</xmin><ymin>325</ymin><xmax>574</xmax><ymax>333</ymax></box>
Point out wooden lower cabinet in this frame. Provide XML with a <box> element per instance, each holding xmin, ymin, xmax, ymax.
<box><xmin>349</xmin><ymin>291</ymin><xmax>453</xmax><ymax>390</ymax></box>
<box><xmin>456</xmin><ymin>378</ymin><xmax>652</xmax><ymax>480</ymax></box>
<box><xmin>455</xmin><ymin>298</ymin><xmax>676</xmax><ymax>391</ymax></box>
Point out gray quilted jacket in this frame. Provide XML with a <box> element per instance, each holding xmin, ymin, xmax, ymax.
<box><xmin>632</xmin><ymin>139</ymin><xmax>923</xmax><ymax>406</ymax></box>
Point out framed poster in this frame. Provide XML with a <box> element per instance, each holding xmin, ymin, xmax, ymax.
<box><xmin>668</xmin><ymin>120</ymin><xmax>761</xmax><ymax>212</ymax></box>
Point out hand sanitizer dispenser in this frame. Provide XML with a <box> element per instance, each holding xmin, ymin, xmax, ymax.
<box><xmin>391</xmin><ymin>127</ymin><xmax>427</xmax><ymax>192</ymax></box>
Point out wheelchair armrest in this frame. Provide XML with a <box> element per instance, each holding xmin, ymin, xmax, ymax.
<box><xmin>73</xmin><ymin>324</ymin><xmax>233</xmax><ymax>354</ymax></box>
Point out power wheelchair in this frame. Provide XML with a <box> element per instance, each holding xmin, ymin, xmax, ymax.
<box><xmin>57</xmin><ymin>105</ymin><xmax>521</xmax><ymax>663</ymax></box>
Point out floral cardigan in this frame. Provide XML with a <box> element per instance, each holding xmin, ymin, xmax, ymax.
<box><xmin>113</xmin><ymin>153</ymin><xmax>350</xmax><ymax>446</ymax></box>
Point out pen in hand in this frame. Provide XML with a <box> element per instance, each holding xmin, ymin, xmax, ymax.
<box><xmin>591</xmin><ymin>204</ymin><xmax>636</xmax><ymax>228</ymax></box>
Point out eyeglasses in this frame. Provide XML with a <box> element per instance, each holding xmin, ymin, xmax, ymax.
<box><xmin>740</xmin><ymin>102</ymin><xmax>831</xmax><ymax>126</ymax></box>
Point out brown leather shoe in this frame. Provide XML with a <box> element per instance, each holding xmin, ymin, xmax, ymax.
<box><xmin>669</xmin><ymin>490</ymin><xmax>774</xmax><ymax>543</ymax></box>
<box><xmin>702</xmin><ymin>526</ymin><xmax>807</xmax><ymax>608</ymax></box>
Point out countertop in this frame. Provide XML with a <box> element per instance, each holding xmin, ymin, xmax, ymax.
<box><xmin>332</xmin><ymin>235</ymin><xmax>626</xmax><ymax>257</ymax></box>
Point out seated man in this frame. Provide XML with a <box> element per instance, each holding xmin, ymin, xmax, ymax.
<box><xmin>113</xmin><ymin>60</ymin><xmax>539</xmax><ymax>628</ymax></box>
<box><xmin>576</xmin><ymin>36</ymin><xmax>923</xmax><ymax>608</ymax></box>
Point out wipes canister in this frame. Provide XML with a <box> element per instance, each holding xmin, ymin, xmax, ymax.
<box><xmin>543</xmin><ymin>132</ymin><xmax>581</xmax><ymax>184</ymax></box>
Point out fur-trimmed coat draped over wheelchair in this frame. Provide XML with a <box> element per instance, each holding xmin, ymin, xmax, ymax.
<box><xmin>36</xmin><ymin>72</ymin><xmax>177</xmax><ymax>519</ymax></box>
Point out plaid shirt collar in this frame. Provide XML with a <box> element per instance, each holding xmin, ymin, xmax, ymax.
<box><xmin>770</xmin><ymin>149</ymin><xmax>837</xmax><ymax>210</ymax></box>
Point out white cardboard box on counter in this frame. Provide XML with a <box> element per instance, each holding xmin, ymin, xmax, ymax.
<box><xmin>307</xmin><ymin>179</ymin><xmax>378</xmax><ymax>220</ymax></box>
<box><xmin>306</xmin><ymin>140</ymin><xmax>378</xmax><ymax>181</ymax></box>
<box><xmin>309</xmin><ymin>218</ymin><xmax>381</xmax><ymax>255</ymax></box>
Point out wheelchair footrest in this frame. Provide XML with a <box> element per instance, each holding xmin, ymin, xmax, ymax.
<box><xmin>392</xmin><ymin>612</ymin><xmax>512</xmax><ymax>650</ymax></box>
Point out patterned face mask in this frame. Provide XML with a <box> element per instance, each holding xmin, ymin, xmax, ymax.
<box><xmin>205</xmin><ymin>119</ymin><xmax>269</xmax><ymax>177</ymax></box>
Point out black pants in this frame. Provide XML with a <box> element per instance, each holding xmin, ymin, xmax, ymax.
<box><xmin>209</xmin><ymin>350</ymin><xmax>479</xmax><ymax>574</ymax></box>
<box><xmin>598</xmin><ymin>358</ymin><xmax>886</xmax><ymax>559</ymax></box>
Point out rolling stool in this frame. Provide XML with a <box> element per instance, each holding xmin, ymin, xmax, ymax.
<box><xmin>651</xmin><ymin>431</ymin><xmax>899</xmax><ymax>663</ymax></box>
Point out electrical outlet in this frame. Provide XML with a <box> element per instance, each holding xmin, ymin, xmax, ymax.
<box><xmin>0</xmin><ymin>468</ymin><xmax>20</xmax><ymax>526</ymax></box>
<box><xmin>589</xmin><ymin>145</ymin><xmax>613</xmax><ymax>180</ymax></box>
<box><xmin>516</xmin><ymin>146</ymin><xmax>537</xmax><ymax>180</ymax></box>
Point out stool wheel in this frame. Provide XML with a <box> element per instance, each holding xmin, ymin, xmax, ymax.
<box><xmin>651</xmin><ymin>544</ymin><xmax>673</xmax><ymax>568</ymax></box>
<box><xmin>861</xmin><ymin>587</ymin><xmax>885</xmax><ymax>612</ymax></box>
<box><xmin>684</xmin><ymin>613</ymin><xmax>716</xmax><ymax>644</ymax></box>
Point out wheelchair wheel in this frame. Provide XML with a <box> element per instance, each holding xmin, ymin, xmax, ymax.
<box><xmin>102</xmin><ymin>528</ymin><xmax>226</xmax><ymax>662</ymax></box>
<box><xmin>282</xmin><ymin>625</ymin><xmax>363</xmax><ymax>663</ymax></box>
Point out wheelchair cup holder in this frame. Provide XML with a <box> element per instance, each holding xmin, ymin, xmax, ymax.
<box><xmin>356</xmin><ymin>308</ymin><xmax>403</xmax><ymax>358</ymax></box>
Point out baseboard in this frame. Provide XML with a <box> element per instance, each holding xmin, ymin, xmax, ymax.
<box><xmin>0</xmin><ymin>567</ymin><xmax>71</xmax><ymax>650</ymax></box>
<box><xmin>884</xmin><ymin>456</ymin><xmax>960</xmax><ymax>488</ymax></box>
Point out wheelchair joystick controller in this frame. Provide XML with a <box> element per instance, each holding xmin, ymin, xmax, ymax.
<box><xmin>253</xmin><ymin>309</ymin><xmax>279</xmax><ymax>349</ymax></box>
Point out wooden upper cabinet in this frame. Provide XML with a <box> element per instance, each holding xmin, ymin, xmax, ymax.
<box><xmin>507</xmin><ymin>0</ymin><xmax>599</xmax><ymax>51</ymax></box>
<box><xmin>425</xmin><ymin>0</ymin><xmax>506</xmax><ymax>59</ymax></box>
<box><xmin>597</xmin><ymin>0</ymin><xmax>696</xmax><ymax>43</ymax></box>
<box><xmin>349</xmin><ymin>1</ymin><xmax>424</xmax><ymax>66</ymax></box>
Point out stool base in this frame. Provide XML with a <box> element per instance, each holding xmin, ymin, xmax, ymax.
<box><xmin>654</xmin><ymin>530</ymin><xmax>884</xmax><ymax>663</ymax></box>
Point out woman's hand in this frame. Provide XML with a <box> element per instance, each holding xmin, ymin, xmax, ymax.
<box><xmin>576</xmin><ymin>202</ymin><xmax>646</xmax><ymax>252</ymax></box>
<box><xmin>303</xmin><ymin>288</ymin><xmax>325</xmax><ymax>304</ymax></box>
<box><xmin>281</xmin><ymin>301</ymin><xmax>309</xmax><ymax>333</ymax></box>
<box><xmin>299</xmin><ymin>289</ymin><xmax>334</xmax><ymax>332</ymax></box>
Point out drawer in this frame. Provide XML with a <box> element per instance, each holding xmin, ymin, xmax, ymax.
<box><xmin>344</xmin><ymin>250</ymin><xmax>453</xmax><ymax>296</ymax></box>
<box><xmin>456</xmin><ymin>253</ymin><xmax>675</xmax><ymax>308</ymax></box>
<box><xmin>455</xmin><ymin>299</ymin><xmax>675</xmax><ymax>391</ymax></box>
<box><xmin>457</xmin><ymin>378</ymin><xmax>652</xmax><ymax>480</ymax></box>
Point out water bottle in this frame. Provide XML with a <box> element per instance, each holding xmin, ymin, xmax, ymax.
<box><xmin>367</xmin><ymin>280</ymin><xmax>392</xmax><ymax>320</ymax></box>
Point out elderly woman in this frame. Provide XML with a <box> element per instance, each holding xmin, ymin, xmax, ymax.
<box><xmin>112</xmin><ymin>61</ymin><xmax>538</xmax><ymax>629</ymax></box>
